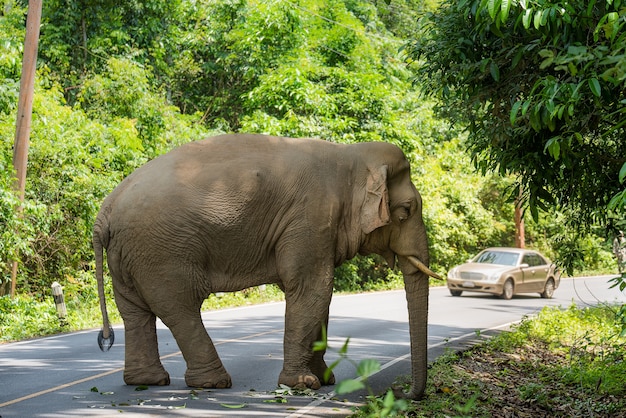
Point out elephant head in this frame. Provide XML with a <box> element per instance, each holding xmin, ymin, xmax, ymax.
<box><xmin>355</xmin><ymin>142</ymin><xmax>440</xmax><ymax>400</ymax></box>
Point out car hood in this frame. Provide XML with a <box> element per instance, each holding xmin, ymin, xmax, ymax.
<box><xmin>453</xmin><ymin>263</ymin><xmax>516</xmax><ymax>276</ymax></box>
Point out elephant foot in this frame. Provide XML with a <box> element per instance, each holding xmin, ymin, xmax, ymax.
<box><xmin>185</xmin><ymin>367</ymin><xmax>232</xmax><ymax>389</ymax></box>
<box><xmin>124</xmin><ymin>368</ymin><xmax>170</xmax><ymax>386</ymax></box>
<box><xmin>310</xmin><ymin>362</ymin><xmax>336</xmax><ymax>386</ymax></box>
<box><xmin>278</xmin><ymin>371</ymin><xmax>322</xmax><ymax>390</ymax></box>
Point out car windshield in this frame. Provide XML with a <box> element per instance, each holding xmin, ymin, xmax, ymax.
<box><xmin>474</xmin><ymin>250</ymin><xmax>519</xmax><ymax>266</ymax></box>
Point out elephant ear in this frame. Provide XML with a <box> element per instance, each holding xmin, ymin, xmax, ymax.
<box><xmin>361</xmin><ymin>165</ymin><xmax>391</xmax><ymax>234</ymax></box>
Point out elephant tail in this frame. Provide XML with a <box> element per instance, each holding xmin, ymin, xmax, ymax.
<box><xmin>94</xmin><ymin>213</ymin><xmax>115</xmax><ymax>352</ymax></box>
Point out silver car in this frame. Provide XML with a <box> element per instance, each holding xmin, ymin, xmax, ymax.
<box><xmin>446</xmin><ymin>247</ymin><xmax>561</xmax><ymax>299</ymax></box>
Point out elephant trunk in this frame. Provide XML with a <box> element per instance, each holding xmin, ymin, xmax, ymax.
<box><xmin>395</xmin><ymin>256</ymin><xmax>431</xmax><ymax>400</ymax></box>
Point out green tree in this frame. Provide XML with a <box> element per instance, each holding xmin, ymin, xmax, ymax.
<box><xmin>167</xmin><ymin>0</ymin><xmax>304</xmax><ymax>129</ymax></box>
<box><xmin>4</xmin><ymin>0</ymin><xmax>606</xmax><ymax>298</ymax></box>
<box><xmin>39</xmin><ymin>0</ymin><xmax>187</xmax><ymax>104</ymax></box>
<box><xmin>408</xmin><ymin>0</ymin><xmax>626</xmax><ymax>272</ymax></box>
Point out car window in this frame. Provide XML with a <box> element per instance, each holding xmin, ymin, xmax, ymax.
<box><xmin>522</xmin><ymin>253</ymin><xmax>545</xmax><ymax>267</ymax></box>
<box><xmin>475</xmin><ymin>251</ymin><xmax>519</xmax><ymax>266</ymax></box>
<box><xmin>522</xmin><ymin>254</ymin><xmax>533</xmax><ymax>266</ymax></box>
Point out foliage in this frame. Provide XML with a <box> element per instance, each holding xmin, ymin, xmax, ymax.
<box><xmin>333</xmin><ymin>254</ymin><xmax>398</xmax><ymax>292</ymax></box>
<box><xmin>0</xmin><ymin>269</ymin><xmax>121</xmax><ymax>341</ymax></box>
<box><xmin>408</xmin><ymin>0</ymin><xmax>626</xmax><ymax>272</ymax></box>
<box><xmin>0</xmin><ymin>75</ymin><xmax>208</xmax><ymax>294</ymax></box>
<box><xmin>38</xmin><ymin>0</ymin><xmax>189</xmax><ymax>104</ymax></box>
<box><xmin>0</xmin><ymin>0</ymin><xmax>617</xmax><ymax>299</ymax></box>
<box><xmin>351</xmin><ymin>304</ymin><xmax>626</xmax><ymax>417</ymax></box>
<box><xmin>165</xmin><ymin>0</ymin><xmax>306</xmax><ymax>129</ymax></box>
<box><xmin>314</xmin><ymin>327</ymin><xmax>410</xmax><ymax>417</ymax></box>
<box><xmin>609</xmin><ymin>273</ymin><xmax>626</xmax><ymax>336</ymax></box>
<box><xmin>201</xmin><ymin>285</ymin><xmax>285</xmax><ymax>311</ymax></box>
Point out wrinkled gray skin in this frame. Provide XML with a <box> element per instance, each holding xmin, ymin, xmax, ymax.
<box><xmin>95</xmin><ymin>133</ymin><xmax>436</xmax><ymax>400</ymax></box>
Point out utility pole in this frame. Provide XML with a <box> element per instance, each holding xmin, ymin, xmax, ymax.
<box><xmin>515</xmin><ymin>187</ymin><xmax>525</xmax><ymax>249</ymax></box>
<box><xmin>9</xmin><ymin>0</ymin><xmax>43</xmax><ymax>297</ymax></box>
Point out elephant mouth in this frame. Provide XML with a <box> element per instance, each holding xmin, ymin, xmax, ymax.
<box><xmin>382</xmin><ymin>250</ymin><xmax>442</xmax><ymax>281</ymax></box>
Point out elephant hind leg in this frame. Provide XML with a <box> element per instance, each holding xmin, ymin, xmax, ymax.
<box><xmin>123</xmin><ymin>316</ymin><xmax>171</xmax><ymax>386</ymax></box>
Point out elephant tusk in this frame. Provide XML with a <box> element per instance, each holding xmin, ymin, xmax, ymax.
<box><xmin>408</xmin><ymin>256</ymin><xmax>443</xmax><ymax>281</ymax></box>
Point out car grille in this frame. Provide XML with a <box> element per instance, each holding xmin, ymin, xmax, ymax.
<box><xmin>460</xmin><ymin>272</ymin><xmax>486</xmax><ymax>281</ymax></box>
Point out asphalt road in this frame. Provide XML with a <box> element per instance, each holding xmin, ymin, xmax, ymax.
<box><xmin>1</xmin><ymin>275</ymin><xmax>624</xmax><ymax>417</ymax></box>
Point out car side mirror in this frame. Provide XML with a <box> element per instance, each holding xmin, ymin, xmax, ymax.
<box><xmin>519</xmin><ymin>263</ymin><xmax>529</xmax><ymax>268</ymax></box>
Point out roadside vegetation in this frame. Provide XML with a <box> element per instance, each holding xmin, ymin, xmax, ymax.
<box><xmin>350</xmin><ymin>303</ymin><xmax>626</xmax><ymax>417</ymax></box>
<box><xmin>0</xmin><ymin>0</ymin><xmax>625</xmax><ymax>416</ymax></box>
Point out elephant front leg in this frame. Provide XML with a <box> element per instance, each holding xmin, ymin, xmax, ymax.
<box><xmin>161</xmin><ymin>311</ymin><xmax>232</xmax><ymax>389</ymax></box>
<box><xmin>278</xmin><ymin>289</ymin><xmax>334</xmax><ymax>390</ymax></box>
<box><xmin>309</xmin><ymin>312</ymin><xmax>336</xmax><ymax>386</ymax></box>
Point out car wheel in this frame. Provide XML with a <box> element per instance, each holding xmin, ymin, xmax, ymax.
<box><xmin>450</xmin><ymin>289</ymin><xmax>463</xmax><ymax>297</ymax></box>
<box><xmin>501</xmin><ymin>279</ymin><xmax>514</xmax><ymax>300</ymax></box>
<box><xmin>541</xmin><ymin>278</ymin><xmax>555</xmax><ymax>299</ymax></box>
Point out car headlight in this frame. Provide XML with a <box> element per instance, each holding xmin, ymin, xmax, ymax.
<box><xmin>487</xmin><ymin>272</ymin><xmax>502</xmax><ymax>282</ymax></box>
<box><xmin>447</xmin><ymin>268</ymin><xmax>459</xmax><ymax>279</ymax></box>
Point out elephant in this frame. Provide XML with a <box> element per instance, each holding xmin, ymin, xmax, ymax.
<box><xmin>94</xmin><ymin>133</ymin><xmax>439</xmax><ymax>400</ymax></box>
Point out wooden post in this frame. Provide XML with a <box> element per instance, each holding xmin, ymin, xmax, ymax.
<box><xmin>9</xmin><ymin>0</ymin><xmax>43</xmax><ymax>297</ymax></box>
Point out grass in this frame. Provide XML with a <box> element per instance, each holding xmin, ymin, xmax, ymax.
<box><xmin>350</xmin><ymin>304</ymin><xmax>626</xmax><ymax>417</ymax></box>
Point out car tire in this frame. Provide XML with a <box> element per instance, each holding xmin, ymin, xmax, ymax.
<box><xmin>501</xmin><ymin>279</ymin><xmax>514</xmax><ymax>300</ymax></box>
<box><xmin>540</xmin><ymin>278</ymin><xmax>555</xmax><ymax>299</ymax></box>
<box><xmin>450</xmin><ymin>289</ymin><xmax>463</xmax><ymax>297</ymax></box>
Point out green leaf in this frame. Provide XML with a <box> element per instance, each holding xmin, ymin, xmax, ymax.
<box><xmin>544</xmin><ymin>137</ymin><xmax>560</xmax><ymax>160</ymax></box>
<box><xmin>488</xmin><ymin>0</ymin><xmax>501</xmax><ymax>20</ymax></box>
<box><xmin>339</xmin><ymin>337</ymin><xmax>351</xmax><ymax>355</ymax></box>
<box><xmin>335</xmin><ymin>379</ymin><xmax>365</xmax><ymax>394</ymax></box>
<box><xmin>522</xmin><ymin>8</ymin><xmax>533</xmax><ymax>29</ymax></box>
<box><xmin>588</xmin><ymin>78</ymin><xmax>601</xmax><ymax>97</ymax></box>
<box><xmin>263</xmin><ymin>397</ymin><xmax>287</xmax><ymax>403</ymax></box>
<box><xmin>382</xmin><ymin>390</ymin><xmax>396</xmax><ymax>408</ymax></box>
<box><xmin>356</xmin><ymin>359</ymin><xmax>381</xmax><ymax>378</ymax></box>
<box><xmin>533</xmin><ymin>9</ymin><xmax>543</xmax><ymax>29</ymax></box>
<box><xmin>312</xmin><ymin>340</ymin><xmax>326</xmax><ymax>352</ymax></box>
<box><xmin>490</xmin><ymin>61</ymin><xmax>500</xmax><ymax>81</ymax></box>
<box><xmin>500</xmin><ymin>0</ymin><xmax>511</xmax><ymax>23</ymax></box>
<box><xmin>313</xmin><ymin>325</ymin><xmax>327</xmax><ymax>352</ymax></box>
<box><xmin>608</xmin><ymin>190</ymin><xmax>626</xmax><ymax>210</ymax></box>
<box><xmin>510</xmin><ymin>101</ymin><xmax>522</xmax><ymax>125</ymax></box>
<box><xmin>538</xmin><ymin>49</ymin><xmax>554</xmax><ymax>58</ymax></box>
<box><xmin>620</xmin><ymin>162</ymin><xmax>626</xmax><ymax>183</ymax></box>
<box><xmin>325</xmin><ymin>358</ymin><xmax>342</xmax><ymax>383</ymax></box>
<box><xmin>220</xmin><ymin>403</ymin><xmax>247</xmax><ymax>409</ymax></box>
<box><xmin>539</xmin><ymin>56</ymin><xmax>553</xmax><ymax>70</ymax></box>
<box><xmin>511</xmin><ymin>48</ymin><xmax>524</xmax><ymax>68</ymax></box>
